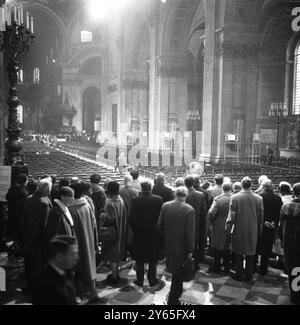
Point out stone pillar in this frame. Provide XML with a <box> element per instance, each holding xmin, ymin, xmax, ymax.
<box><xmin>148</xmin><ymin>22</ymin><xmax>160</xmax><ymax>152</ymax></box>
<box><xmin>201</xmin><ymin>0</ymin><xmax>216</xmax><ymax>160</ymax></box>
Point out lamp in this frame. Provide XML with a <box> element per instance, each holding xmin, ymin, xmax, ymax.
<box><xmin>268</xmin><ymin>102</ymin><xmax>288</xmax><ymax>159</ymax></box>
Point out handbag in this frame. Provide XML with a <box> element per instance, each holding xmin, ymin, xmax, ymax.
<box><xmin>182</xmin><ymin>258</ymin><xmax>196</xmax><ymax>282</ymax></box>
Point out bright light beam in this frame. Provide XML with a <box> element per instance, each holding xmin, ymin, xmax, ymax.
<box><xmin>88</xmin><ymin>0</ymin><xmax>134</xmax><ymax>22</ymax></box>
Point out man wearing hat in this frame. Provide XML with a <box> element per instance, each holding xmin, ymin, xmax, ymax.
<box><xmin>32</xmin><ymin>235</ymin><xmax>79</xmax><ymax>305</ymax></box>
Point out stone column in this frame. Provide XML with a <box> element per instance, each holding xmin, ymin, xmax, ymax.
<box><xmin>148</xmin><ymin>24</ymin><xmax>160</xmax><ymax>152</ymax></box>
<box><xmin>201</xmin><ymin>0</ymin><xmax>216</xmax><ymax>160</ymax></box>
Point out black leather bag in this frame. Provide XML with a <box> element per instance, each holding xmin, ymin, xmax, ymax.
<box><xmin>182</xmin><ymin>258</ymin><xmax>196</xmax><ymax>282</ymax></box>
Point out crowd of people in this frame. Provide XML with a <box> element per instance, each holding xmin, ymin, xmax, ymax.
<box><xmin>2</xmin><ymin>170</ymin><xmax>300</xmax><ymax>305</ymax></box>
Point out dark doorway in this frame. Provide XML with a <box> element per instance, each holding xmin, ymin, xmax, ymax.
<box><xmin>82</xmin><ymin>86</ymin><xmax>101</xmax><ymax>134</ymax></box>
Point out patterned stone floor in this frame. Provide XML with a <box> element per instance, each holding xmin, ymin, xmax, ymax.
<box><xmin>0</xmin><ymin>253</ymin><xmax>293</xmax><ymax>305</ymax></box>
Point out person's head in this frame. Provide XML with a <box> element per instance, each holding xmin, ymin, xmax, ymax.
<box><xmin>262</xmin><ymin>179</ymin><xmax>274</xmax><ymax>191</ymax></box>
<box><xmin>175</xmin><ymin>177</ymin><xmax>185</xmax><ymax>188</ymax></box>
<box><xmin>71</xmin><ymin>182</ymin><xmax>84</xmax><ymax>200</ymax></box>
<box><xmin>90</xmin><ymin>173</ymin><xmax>101</xmax><ymax>185</ymax></box>
<box><xmin>293</xmin><ymin>183</ymin><xmax>300</xmax><ymax>197</ymax></box>
<box><xmin>59</xmin><ymin>178</ymin><xmax>70</xmax><ymax>188</ymax></box>
<box><xmin>233</xmin><ymin>182</ymin><xmax>242</xmax><ymax>193</ymax></box>
<box><xmin>193</xmin><ymin>176</ymin><xmax>201</xmax><ymax>187</ymax></box>
<box><xmin>223</xmin><ymin>183</ymin><xmax>232</xmax><ymax>193</ymax></box>
<box><xmin>37</xmin><ymin>179</ymin><xmax>52</xmax><ymax>197</ymax></box>
<box><xmin>47</xmin><ymin>235</ymin><xmax>78</xmax><ymax>270</ymax></box>
<box><xmin>50</xmin><ymin>174</ymin><xmax>57</xmax><ymax>185</ymax></box>
<box><xmin>258</xmin><ymin>175</ymin><xmax>269</xmax><ymax>186</ymax></box>
<box><xmin>202</xmin><ymin>180</ymin><xmax>211</xmax><ymax>191</ymax></box>
<box><xmin>241</xmin><ymin>177</ymin><xmax>252</xmax><ymax>190</ymax></box>
<box><xmin>141</xmin><ymin>179</ymin><xmax>153</xmax><ymax>193</ymax></box>
<box><xmin>58</xmin><ymin>187</ymin><xmax>74</xmax><ymax>207</ymax></box>
<box><xmin>175</xmin><ymin>186</ymin><xmax>189</xmax><ymax>203</ymax></box>
<box><xmin>156</xmin><ymin>173</ymin><xmax>166</xmax><ymax>185</ymax></box>
<box><xmin>214</xmin><ymin>174</ymin><xmax>224</xmax><ymax>186</ymax></box>
<box><xmin>184</xmin><ymin>175</ymin><xmax>195</xmax><ymax>188</ymax></box>
<box><xmin>106</xmin><ymin>181</ymin><xmax>120</xmax><ymax>197</ymax></box>
<box><xmin>80</xmin><ymin>182</ymin><xmax>92</xmax><ymax>196</ymax></box>
<box><xmin>124</xmin><ymin>175</ymin><xmax>133</xmax><ymax>187</ymax></box>
<box><xmin>16</xmin><ymin>173</ymin><xmax>28</xmax><ymax>186</ymax></box>
<box><xmin>27</xmin><ymin>179</ymin><xmax>38</xmax><ymax>194</ymax></box>
<box><xmin>278</xmin><ymin>181</ymin><xmax>292</xmax><ymax>196</ymax></box>
<box><xmin>130</xmin><ymin>170</ymin><xmax>139</xmax><ymax>181</ymax></box>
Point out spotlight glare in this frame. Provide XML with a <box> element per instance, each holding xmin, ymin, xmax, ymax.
<box><xmin>88</xmin><ymin>0</ymin><xmax>134</xmax><ymax>21</ymax></box>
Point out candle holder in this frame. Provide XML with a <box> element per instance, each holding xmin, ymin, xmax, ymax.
<box><xmin>0</xmin><ymin>4</ymin><xmax>35</xmax><ymax>165</ymax></box>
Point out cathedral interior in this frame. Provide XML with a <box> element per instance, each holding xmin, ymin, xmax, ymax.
<box><xmin>0</xmin><ymin>0</ymin><xmax>300</xmax><ymax>307</ymax></box>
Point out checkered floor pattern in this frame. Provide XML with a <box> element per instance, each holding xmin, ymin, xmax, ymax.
<box><xmin>0</xmin><ymin>253</ymin><xmax>292</xmax><ymax>305</ymax></box>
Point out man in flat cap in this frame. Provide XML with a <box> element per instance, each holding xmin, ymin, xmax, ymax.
<box><xmin>32</xmin><ymin>235</ymin><xmax>79</xmax><ymax>305</ymax></box>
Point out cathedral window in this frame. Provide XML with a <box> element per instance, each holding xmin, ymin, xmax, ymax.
<box><xmin>293</xmin><ymin>41</ymin><xmax>300</xmax><ymax>115</ymax></box>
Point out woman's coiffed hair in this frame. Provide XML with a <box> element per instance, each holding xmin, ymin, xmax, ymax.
<box><xmin>37</xmin><ymin>179</ymin><xmax>52</xmax><ymax>196</ymax></box>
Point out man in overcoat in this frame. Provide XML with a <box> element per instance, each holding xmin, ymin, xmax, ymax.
<box><xmin>226</xmin><ymin>177</ymin><xmax>264</xmax><ymax>281</ymax></box>
<box><xmin>256</xmin><ymin>180</ymin><xmax>283</xmax><ymax>275</ymax></box>
<box><xmin>130</xmin><ymin>180</ymin><xmax>163</xmax><ymax>290</ymax></box>
<box><xmin>22</xmin><ymin>179</ymin><xmax>53</xmax><ymax>292</ymax></box>
<box><xmin>208</xmin><ymin>182</ymin><xmax>232</xmax><ymax>273</ymax></box>
<box><xmin>185</xmin><ymin>176</ymin><xmax>206</xmax><ymax>268</ymax></box>
<box><xmin>158</xmin><ymin>187</ymin><xmax>195</xmax><ymax>305</ymax></box>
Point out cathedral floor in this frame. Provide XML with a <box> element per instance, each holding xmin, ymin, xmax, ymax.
<box><xmin>0</xmin><ymin>253</ymin><xmax>292</xmax><ymax>305</ymax></box>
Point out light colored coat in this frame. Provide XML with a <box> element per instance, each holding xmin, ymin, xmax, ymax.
<box><xmin>208</xmin><ymin>192</ymin><xmax>232</xmax><ymax>251</ymax></box>
<box><xmin>226</xmin><ymin>190</ymin><xmax>264</xmax><ymax>256</ymax></box>
<box><xmin>69</xmin><ymin>198</ymin><xmax>98</xmax><ymax>282</ymax></box>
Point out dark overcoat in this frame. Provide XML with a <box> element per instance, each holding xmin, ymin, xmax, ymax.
<box><xmin>281</xmin><ymin>199</ymin><xmax>300</xmax><ymax>274</ymax></box>
<box><xmin>257</xmin><ymin>189</ymin><xmax>283</xmax><ymax>257</ymax></box>
<box><xmin>186</xmin><ymin>188</ymin><xmax>206</xmax><ymax>240</ymax></box>
<box><xmin>158</xmin><ymin>201</ymin><xmax>195</xmax><ymax>274</ymax></box>
<box><xmin>21</xmin><ymin>192</ymin><xmax>53</xmax><ymax>286</ymax></box>
<box><xmin>129</xmin><ymin>193</ymin><xmax>163</xmax><ymax>262</ymax></box>
<box><xmin>119</xmin><ymin>186</ymin><xmax>138</xmax><ymax>244</ymax></box>
<box><xmin>43</xmin><ymin>202</ymin><xmax>75</xmax><ymax>249</ymax></box>
<box><xmin>6</xmin><ymin>184</ymin><xmax>28</xmax><ymax>240</ymax></box>
<box><xmin>152</xmin><ymin>184</ymin><xmax>174</xmax><ymax>204</ymax></box>
<box><xmin>32</xmin><ymin>264</ymin><xmax>77</xmax><ymax>305</ymax></box>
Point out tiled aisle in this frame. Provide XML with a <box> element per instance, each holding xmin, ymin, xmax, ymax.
<box><xmin>0</xmin><ymin>254</ymin><xmax>292</xmax><ymax>305</ymax></box>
